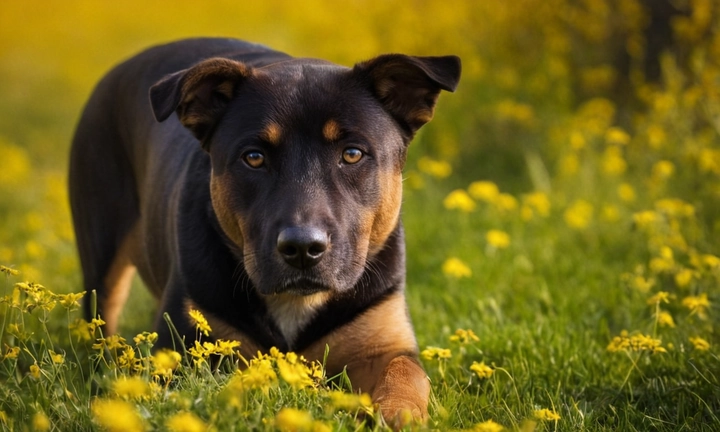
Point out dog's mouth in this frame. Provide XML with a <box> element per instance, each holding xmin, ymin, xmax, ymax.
<box><xmin>274</xmin><ymin>276</ymin><xmax>332</xmax><ymax>296</ymax></box>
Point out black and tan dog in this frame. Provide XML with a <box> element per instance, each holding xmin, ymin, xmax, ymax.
<box><xmin>69</xmin><ymin>38</ymin><xmax>459</xmax><ymax>424</ymax></box>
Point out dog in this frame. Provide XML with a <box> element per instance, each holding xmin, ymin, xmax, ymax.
<box><xmin>69</xmin><ymin>37</ymin><xmax>460</xmax><ymax>425</ymax></box>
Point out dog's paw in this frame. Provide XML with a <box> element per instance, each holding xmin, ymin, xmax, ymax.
<box><xmin>372</xmin><ymin>356</ymin><xmax>430</xmax><ymax>429</ymax></box>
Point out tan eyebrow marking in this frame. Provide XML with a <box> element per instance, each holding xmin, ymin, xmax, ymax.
<box><xmin>259</xmin><ymin>122</ymin><xmax>282</xmax><ymax>145</ymax></box>
<box><xmin>322</xmin><ymin>119</ymin><xmax>342</xmax><ymax>142</ymax></box>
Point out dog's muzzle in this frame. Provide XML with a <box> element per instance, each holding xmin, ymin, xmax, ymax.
<box><xmin>276</xmin><ymin>227</ymin><xmax>329</xmax><ymax>270</ymax></box>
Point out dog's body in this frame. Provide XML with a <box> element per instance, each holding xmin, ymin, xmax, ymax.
<box><xmin>70</xmin><ymin>38</ymin><xmax>459</xmax><ymax>424</ymax></box>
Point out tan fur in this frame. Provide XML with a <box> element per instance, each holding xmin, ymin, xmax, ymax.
<box><xmin>210</xmin><ymin>172</ymin><xmax>245</xmax><ymax>248</ymax></box>
<box><xmin>184</xmin><ymin>300</ymin><xmax>262</xmax><ymax>359</ymax></box>
<box><xmin>368</xmin><ymin>171</ymin><xmax>402</xmax><ymax>256</ymax></box>
<box><xmin>260</xmin><ymin>122</ymin><xmax>282</xmax><ymax>145</ymax></box>
<box><xmin>322</xmin><ymin>119</ymin><xmax>342</xmax><ymax>142</ymax></box>
<box><xmin>372</xmin><ymin>356</ymin><xmax>430</xmax><ymax>428</ymax></box>
<box><xmin>264</xmin><ymin>291</ymin><xmax>332</xmax><ymax>347</ymax></box>
<box><xmin>301</xmin><ymin>291</ymin><xmax>419</xmax><ymax>393</ymax></box>
<box><xmin>101</xmin><ymin>224</ymin><xmax>139</xmax><ymax>335</ymax></box>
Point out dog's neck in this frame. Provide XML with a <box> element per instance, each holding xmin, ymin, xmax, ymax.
<box><xmin>263</xmin><ymin>291</ymin><xmax>332</xmax><ymax>348</ymax></box>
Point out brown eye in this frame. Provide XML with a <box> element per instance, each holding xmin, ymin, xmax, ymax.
<box><xmin>342</xmin><ymin>148</ymin><xmax>363</xmax><ymax>164</ymax></box>
<box><xmin>244</xmin><ymin>151</ymin><xmax>265</xmax><ymax>168</ymax></box>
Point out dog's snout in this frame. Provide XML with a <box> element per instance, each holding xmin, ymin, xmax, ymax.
<box><xmin>277</xmin><ymin>227</ymin><xmax>329</xmax><ymax>269</ymax></box>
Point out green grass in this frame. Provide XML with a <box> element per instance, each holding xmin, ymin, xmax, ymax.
<box><xmin>1</xmin><ymin>0</ymin><xmax>720</xmax><ymax>430</ymax></box>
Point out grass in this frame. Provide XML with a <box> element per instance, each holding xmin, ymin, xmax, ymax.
<box><xmin>1</xmin><ymin>0</ymin><xmax>720</xmax><ymax>430</ymax></box>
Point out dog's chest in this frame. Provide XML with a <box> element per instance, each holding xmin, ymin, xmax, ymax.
<box><xmin>264</xmin><ymin>292</ymin><xmax>331</xmax><ymax>348</ymax></box>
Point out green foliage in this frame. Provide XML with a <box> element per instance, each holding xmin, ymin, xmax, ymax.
<box><xmin>1</xmin><ymin>0</ymin><xmax>720</xmax><ymax>430</ymax></box>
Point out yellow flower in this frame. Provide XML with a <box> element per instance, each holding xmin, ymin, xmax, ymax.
<box><xmin>133</xmin><ymin>331</ymin><xmax>158</xmax><ymax>346</ymax></box>
<box><xmin>605</xmin><ymin>127</ymin><xmax>630</xmax><ymax>145</ymax></box>
<box><xmin>236</xmin><ymin>357</ymin><xmax>278</xmax><ymax>391</ymax></box>
<box><xmin>449</xmin><ymin>328</ymin><xmax>480</xmax><ymax>345</ymax></box>
<box><xmin>215</xmin><ymin>339</ymin><xmax>241</xmax><ymax>356</ymax></box>
<box><xmin>57</xmin><ymin>292</ymin><xmax>85</xmax><ymax>310</ymax></box>
<box><xmin>3</xmin><ymin>346</ymin><xmax>20</xmax><ymax>360</ymax></box>
<box><xmin>417</xmin><ymin>157</ymin><xmax>452</xmax><ymax>179</ymax></box>
<box><xmin>486</xmin><ymin>230</ymin><xmax>510</xmax><ymax>249</ymax></box>
<box><xmin>647</xmin><ymin>291</ymin><xmax>671</xmax><ymax>306</ymax></box>
<box><xmin>468</xmin><ymin>181</ymin><xmax>500</xmax><ymax>203</ymax></box>
<box><xmin>421</xmin><ymin>346</ymin><xmax>452</xmax><ymax>361</ymax></box>
<box><xmin>601</xmin><ymin>146</ymin><xmax>627</xmax><ymax>175</ymax></box>
<box><xmin>652</xmin><ymin>160</ymin><xmax>675</xmax><ymax>180</ymax></box>
<box><xmin>189</xmin><ymin>309</ymin><xmax>212</xmax><ymax>337</ymax></box>
<box><xmin>534</xmin><ymin>408</ymin><xmax>561</xmax><ymax>421</ymax></box>
<box><xmin>0</xmin><ymin>265</ymin><xmax>19</xmax><ymax>276</ymax></box>
<box><xmin>277</xmin><ymin>357</ymin><xmax>314</xmax><ymax>389</ymax></box>
<box><xmin>152</xmin><ymin>349</ymin><xmax>182</xmax><ymax>378</ymax></box>
<box><xmin>633</xmin><ymin>210</ymin><xmax>658</xmax><ymax>230</ymax></box>
<box><xmin>275</xmin><ymin>407</ymin><xmax>313</xmax><ymax>432</ymax></box>
<box><xmin>601</xmin><ymin>204</ymin><xmax>620</xmax><ymax>222</ymax></box>
<box><xmin>655</xmin><ymin>198</ymin><xmax>695</xmax><ymax>219</ymax></box>
<box><xmin>564</xmin><ymin>199</ymin><xmax>593</xmax><ymax>230</ymax></box>
<box><xmin>657</xmin><ymin>311</ymin><xmax>676</xmax><ymax>328</ymax></box>
<box><xmin>689</xmin><ymin>336</ymin><xmax>710</xmax><ymax>351</ymax></box>
<box><xmin>617</xmin><ymin>183</ymin><xmax>636</xmax><ymax>203</ymax></box>
<box><xmin>29</xmin><ymin>364</ymin><xmax>41</xmax><ymax>379</ymax></box>
<box><xmin>92</xmin><ymin>399</ymin><xmax>146</xmax><ymax>432</ymax></box>
<box><xmin>442</xmin><ymin>257</ymin><xmax>472</xmax><ymax>278</ymax></box>
<box><xmin>470</xmin><ymin>361</ymin><xmax>494</xmax><ymax>379</ymax></box>
<box><xmin>113</xmin><ymin>377</ymin><xmax>149</xmax><ymax>399</ymax></box>
<box><xmin>328</xmin><ymin>390</ymin><xmax>372</xmax><ymax>411</ymax></box>
<box><xmin>682</xmin><ymin>293</ymin><xmax>710</xmax><ymax>319</ymax></box>
<box><xmin>569</xmin><ymin>131</ymin><xmax>586</xmax><ymax>150</ymax></box>
<box><xmin>444</xmin><ymin>189</ymin><xmax>476</xmax><ymax>212</ymax></box>
<box><xmin>473</xmin><ymin>420</ymin><xmax>505</xmax><ymax>432</ymax></box>
<box><xmin>166</xmin><ymin>411</ymin><xmax>207</xmax><ymax>432</ymax></box>
<box><xmin>674</xmin><ymin>268</ymin><xmax>695</xmax><ymax>288</ymax></box>
<box><xmin>32</xmin><ymin>412</ymin><xmax>51</xmax><ymax>432</ymax></box>
<box><xmin>523</xmin><ymin>192</ymin><xmax>551</xmax><ymax>217</ymax></box>
<box><xmin>48</xmin><ymin>350</ymin><xmax>64</xmax><ymax>364</ymax></box>
<box><xmin>607</xmin><ymin>331</ymin><xmax>666</xmax><ymax>354</ymax></box>
<box><xmin>495</xmin><ymin>193</ymin><xmax>518</xmax><ymax>212</ymax></box>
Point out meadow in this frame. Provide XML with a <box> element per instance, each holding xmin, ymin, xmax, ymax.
<box><xmin>1</xmin><ymin>0</ymin><xmax>719</xmax><ymax>430</ymax></box>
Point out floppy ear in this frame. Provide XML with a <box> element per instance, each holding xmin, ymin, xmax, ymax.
<box><xmin>353</xmin><ymin>54</ymin><xmax>461</xmax><ymax>136</ymax></box>
<box><xmin>149</xmin><ymin>58</ymin><xmax>252</xmax><ymax>146</ymax></box>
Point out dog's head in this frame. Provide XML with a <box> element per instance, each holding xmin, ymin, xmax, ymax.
<box><xmin>150</xmin><ymin>53</ymin><xmax>460</xmax><ymax>297</ymax></box>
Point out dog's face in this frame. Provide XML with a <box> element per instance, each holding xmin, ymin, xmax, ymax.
<box><xmin>150</xmin><ymin>54</ymin><xmax>460</xmax><ymax>297</ymax></box>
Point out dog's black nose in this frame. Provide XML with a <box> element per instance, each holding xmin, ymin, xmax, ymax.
<box><xmin>277</xmin><ymin>227</ymin><xmax>329</xmax><ymax>269</ymax></box>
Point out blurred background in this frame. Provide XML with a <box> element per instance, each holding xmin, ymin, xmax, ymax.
<box><xmin>0</xmin><ymin>0</ymin><xmax>718</xmax><ymax>332</ymax></box>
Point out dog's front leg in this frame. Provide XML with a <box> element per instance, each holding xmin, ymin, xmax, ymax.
<box><xmin>371</xmin><ymin>355</ymin><xmax>430</xmax><ymax>428</ymax></box>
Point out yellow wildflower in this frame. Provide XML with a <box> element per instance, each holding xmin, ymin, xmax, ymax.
<box><xmin>486</xmin><ymin>230</ymin><xmax>511</xmax><ymax>249</ymax></box>
<box><xmin>652</xmin><ymin>160</ymin><xmax>675</xmax><ymax>180</ymax></box>
<box><xmin>166</xmin><ymin>411</ymin><xmax>207</xmax><ymax>432</ymax></box>
<box><xmin>524</xmin><ymin>192</ymin><xmax>551</xmax><ymax>217</ymax></box>
<box><xmin>601</xmin><ymin>204</ymin><xmax>620</xmax><ymax>222</ymax></box>
<box><xmin>0</xmin><ymin>265</ymin><xmax>19</xmax><ymax>276</ymax></box>
<box><xmin>601</xmin><ymin>146</ymin><xmax>627</xmax><ymax>175</ymax></box>
<box><xmin>449</xmin><ymin>328</ymin><xmax>480</xmax><ymax>345</ymax></box>
<box><xmin>495</xmin><ymin>193</ymin><xmax>518</xmax><ymax>212</ymax></box>
<box><xmin>605</xmin><ymin>127</ymin><xmax>630</xmax><ymax>145</ymax></box>
<box><xmin>29</xmin><ymin>364</ymin><xmax>41</xmax><ymax>379</ymax></box>
<box><xmin>569</xmin><ymin>131</ymin><xmax>586</xmax><ymax>150</ymax></box>
<box><xmin>607</xmin><ymin>331</ymin><xmax>666</xmax><ymax>354</ymax></box>
<box><xmin>647</xmin><ymin>291</ymin><xmax>671</xmax><ymax>306</ymax></box>
<box><xmin>534</xmin><ymin>408</ymin><xmax>561</xmax><ymax>421</ymax></box>
<box><xmin>277</xmin><ymin>356</ymin><xmax>314</xmax><ymax>389</ymax></box>
<box><xmin>617</xmin><ymin>183</ymin><xmax>636</xmax><ymax>203</ymax></box>
<box><xmin>237</xmin><ymin>357</ymin><xmax>277</xmax><ymax>391</ymax></box>
<box><xmin>689</xmin><ymin>336</ymin><xmax>710</xmax><ymax>351</ymax></box>
<box><xmin>113</xmin><ymin>377</ymin><xmax>149</xmax><ymax>399</ymax></box>
<box><xmin>417</xmin><ymin>157</ymin><xmax>452</xmax><ymax>179</ymax></box>
<box><xmin>468</xmin><ymin>181</ymin><xmax>500</xmax><ymax>203</ymax></box>
<box><xmin>444</xmin><ymin>189</ymin><xmax>476</xmax><ymax>212</ymax></box>
<box><xmin>682</xmin><ymin>293</ymin><xmax>710</xmax><ymax>319</ymax></box>
<box><xmin>442</xmin><ymin>257</ymin><xmax>472</xmax><ymax>279</ymax></box>
<box><xmin>655</xmin><ymin>198</ymin><xmax>695</xmax><ymax>219</ymax></box>
<box><xmin>189</xmin><ymin>309</ymin><xmax>212</xmax><ymax>337</ymax></box>
<box><xmin>328</xmin><ymin>390</ymin><xmax>372</xmax><ymax>411</ymax></box>
<box><xmin>57</xmin><ymin>292</ymin><xmax>84</xmax><ymax>310</ymax></box>
<box><xmin>473</xmin><ymin>420</ymin><xmax>505</xmax><ymax>432</ymax></box>
<box><xmin>275</xmin><ymin>407</ymin><xmax>313</xmax><ymax>432</ymax></box>
<box><xmin>3</xmin><ymin>346</ymin><xmax>20</xmax><ymax>360</ymax></box>
<box><xmin>48</xmin><ymin>350</ymin><xmax>64</xmax><ymax>364</ymax></box>
<box><xmin>633</xmin><ymin>210</ymin><xmax>658</xmax><ymax>230</ymax></box>
<box><xmin>421</xmin><ymin>346</ymin><xmax>452</xmax><ymax>361</ymax></box>
<box><xmin>32</xmin><ymin>412</ymin><xmax>51</xmax><ymax>432</ymax></box>
<box><xmin>564</xmin><ymin>199</ymin><xmax>593</xmax><ymax>230</ymax></box>
<box><xmin>657</xmin><ymin>310</ymin><xmax>675</xmax><ymax>328</ymax></box>
<box><xmin>92</xmin><ymin>399</ymin><xmax>145</xmax><ymax>432</ymax></box>
<box><xmin>674</xmin><ymin>268</ymin><xmax>695</xmax><ymax>288</ymax></box>
<box><xmin>215</xmin><ymin>339</ymin><xmax>241</xmax><ymax>356</ymax></box>
<box><xmin>152</xmin><ymin>349</ymin><xmax>182</xmax><ymax>378</ymax></box>
<box><xmin>470</xmin><ymin>361</ymin><xmax>494</xmax><ymax>379</ymax></box>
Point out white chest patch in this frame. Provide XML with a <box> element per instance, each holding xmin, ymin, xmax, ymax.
<box><xmin>264</xmin><ymin>292</ymin><xmax>331</xmax><ymax>348</ymax></box>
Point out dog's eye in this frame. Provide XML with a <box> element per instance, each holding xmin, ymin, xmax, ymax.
<box><xmin>243</xmin><ymin>151</ymin><xmax>265</xmax><ymax>168</ymax></box>
<box><xmin>342</xmin><ymin>148</ymin><xmax>363</xmax><ymax>164</ymax></box>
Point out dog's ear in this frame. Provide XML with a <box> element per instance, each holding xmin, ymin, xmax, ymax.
<box><xmin>354</xmin><ymin>54</ymin><xmax>461</xmax><ymax>136</ymax></box>
<box><xmin>149</xmin><ymin>58</ymin><xmax>252</xmax><ymax>145</ymax></box>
